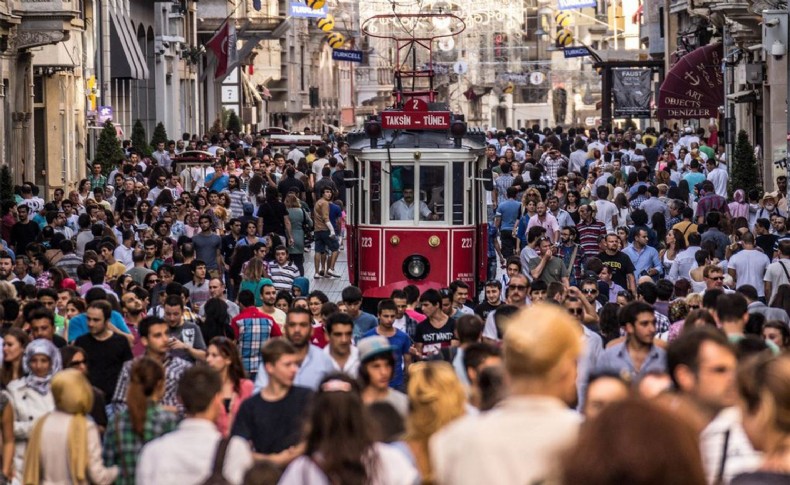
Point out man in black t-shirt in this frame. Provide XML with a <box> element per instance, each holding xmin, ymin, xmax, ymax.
<box><xmin>74</xmin><ymin>300</ymin><xmax>133</xmax><ymax>399</ymax></box>
<box><xmin>231</xmin><ymin>339</ymin><xmax>312</xmax><ymax>464</ymax></box>
<box><xmin>597</xmin><ymin>233</ymin><xmax>636</xmax><ymax>295</ymax></box>
<box><xmin>474</xmin><ymin>280</ymin><xmax>503</xmax><ymax>321</ymax></box>
<box><xmin>416</xmin><ymin>289</ymin><xmax>458</xmax><ymax>359</ymax></box>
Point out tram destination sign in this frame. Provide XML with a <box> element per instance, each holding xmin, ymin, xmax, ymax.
<box><xmin>380</xmin><ymin>111</ymin><xmax>451</xmax><ymax>130</ymax></box>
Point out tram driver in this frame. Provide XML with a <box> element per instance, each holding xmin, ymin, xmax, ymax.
<box><xmin>390</xmin><ymin>187</ymin><xmax>439</xmax><ymax>221</ymax></box>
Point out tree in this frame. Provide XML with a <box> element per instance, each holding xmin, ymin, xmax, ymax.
<box><xmin>131</xmin><ymin>119</ymin><xmax>151</xmax><ymax>157</ymax></box>
<box><xmin>208</xmin><ymin>117</ymin><xmax>223</xmax><ymax>138</ymax></box>
<box><xmin>0</xmin><ymin>165</ymin><xmax>13</xmax><ymax>203</ymax></box>
<box><xmin>730</xmin><ymin>129</ymin><xmax>759</xmax><ymax>197</ymax></box>
<box><xmin>150</xmin><ymin>122</ymin><xmax>169</xmax><ymax>152</ymax></box>
<box><xmin>94</xmin><ymin>120</ymin><xmax>124</xmax><ymax>175</ymax></box>
<box><xmin>227</xmin><ymin>110</ymin><xmax>242</xmax><ymax>135</ymax></box>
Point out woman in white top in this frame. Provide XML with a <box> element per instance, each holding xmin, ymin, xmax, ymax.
<box><xmin>22</xmin><ymin>369</ymin><xmax>117</xmax><ymax>485</ymax></box>
<box><xmin>5</xmin><ymin>339</ymin><xmax>60</xmax><ymax>479</ymax></box>
<box><xmin>660</xmin><ymin>229</ymin><xmax>687</xmax><ymax>276</ymax></box>
<box><xmin>279</xmin><ymin>374</ymin><xmax>418</xmax><ymax>485</ymax></box>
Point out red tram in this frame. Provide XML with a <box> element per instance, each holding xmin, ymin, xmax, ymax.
<box><xmin>344</xmin><ymin>12</ymin><xmax>491</xmax><ymax>301</ymax></box>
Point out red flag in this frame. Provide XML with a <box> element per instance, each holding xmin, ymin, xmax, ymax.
<box><xmin>206</xmin><ymin>20</ymin><xmax>237</xmax><ymax>79</ymax></box>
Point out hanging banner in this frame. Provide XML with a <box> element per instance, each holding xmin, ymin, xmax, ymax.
<box><xmin>657</xmin><ymin>43</ymin><xmax>724</xmax><ymax>119</ymax></box>
<box><xmin>558</xmin><ymin>0</ymin><xmax>597</xmax><ymax>10</ymax></box>
<box><xmin>612</xmin><ymin>69</ymin><xmax>653</xmax><ymax>118</ymax></box>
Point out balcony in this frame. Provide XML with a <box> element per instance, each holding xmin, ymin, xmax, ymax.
<box><xmin>12</xmin><ymin>0</ymin><xmax>82</xmax><ymax>49</ymax></box>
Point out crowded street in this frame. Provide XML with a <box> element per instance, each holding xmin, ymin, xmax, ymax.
<box><xmin>0</xmin><ymin>0</ymin><xmax>787</xmax><ymax>484</ymax></box>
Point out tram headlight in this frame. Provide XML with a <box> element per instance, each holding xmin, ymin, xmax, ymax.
<box><xmin>403</xmin><ymin>255</ymin><xmax>430</xmax><ymax>280</ymax></box>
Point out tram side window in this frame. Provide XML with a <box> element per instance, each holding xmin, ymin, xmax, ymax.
<box><xmin>389</xmin><ymin>165</ymin><xmax>417</xmax><ymax>221</ymax></box>
<box><xmin>370</xmin><ymin>161</ymin><xmax>382</xmax><ymax>224</ymax></box>
<box><xmin>452</xmin><ymin>162</ymin><xmax>464</xmax><ymax>225</ymax></box>
<box><xmin>419</xmin><ymin>166</ymin><xmax>445</xmax><ymax>221</ymax></box>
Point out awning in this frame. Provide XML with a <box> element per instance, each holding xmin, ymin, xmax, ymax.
<box><xmin>110</xmin><ymin>12</ymin><xmax>149</xmax><ymax>80</ymax></box>
<box><xmin>657</xmin><ymin>44</ymin><xmax>723</xmax><ymax>120</ymax></box>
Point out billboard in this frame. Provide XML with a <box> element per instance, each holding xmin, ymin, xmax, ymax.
<box><xmin>612</xmin><ymin>69</ymin><xmax>652</xmax><ymax>118</ymax></box>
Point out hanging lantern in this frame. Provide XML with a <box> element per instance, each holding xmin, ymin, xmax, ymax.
<box><xmin>556</xmin><ymin>28</ymin><xmax>574</xmax><ymax>47</ymax></box>
<box><xmin>305</xmin><ymin>0</ymin><xmax>325</xmax><ymax>10</ymax></box>
<box><xmin>555</xmin><ymin>12</ymin><xmax>572</xmax><ymax>28</ymax></box>
<box><xmin>317</xmin><ymin>14</ymin><xmax>335</xmax><ymax>32</ymax></box>
<box><xmin>326</xmin><ymin>32</ymin><xmax>345</xmax><ymax>49</ymax></box>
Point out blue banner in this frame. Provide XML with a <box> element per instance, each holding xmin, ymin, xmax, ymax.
<box><xmin>288</xmin><ymin>1</ymin><xmax>327</xmax><ymax>18</ymax></box>
<box><xmin>558</xmin><ymin>0</ymin><xmax>597</xmax><ymax>10</ymax></box>
<box><xmin>563</xmin><ymin>46</ymin><xmax>591</xmax><ymax>58</ymax></box>
<box><xmin>332</xmin><ymin>49</ymin><xmax>363</xmax><ymax>63</ymax></box>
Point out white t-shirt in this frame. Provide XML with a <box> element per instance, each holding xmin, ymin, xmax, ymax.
<box><xmin>707</xmin><ymin>168</ymin><xmax>729</xmax><ymax>199</ymax></box>
<box><xmin>594</xmin><ymin>199</ymin><xmax>619</xmax><ymax>233</ymax></box>
<box><xmin>312</xmin><ymin>158</ymin><xmax>329</xmax><ymax>182</ymax></box>
<box><xmin>729</xmin><ymin>249</ymin><xmax>770</xmax><ymax>297</ymax></box>
<box><xmin>764</xmin><ymin>258</ymin><xmax>790</xmax><ymax>301</ymax></box>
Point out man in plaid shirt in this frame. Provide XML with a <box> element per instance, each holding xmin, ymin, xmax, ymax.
<box><xmin>112</xmin><ymin>316</ymin><xmax>192</xmax><ymax>414</ymax></box>
<box><xmin>231</xmin><ymin>289</ymin><xmax>282</xmax><ymax>380</ymax></box>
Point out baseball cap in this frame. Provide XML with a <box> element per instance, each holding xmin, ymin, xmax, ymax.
<box><xmin>358</xmin><ymin>335</ymin><xmax>394</xmax><ymax>363</ymax></box>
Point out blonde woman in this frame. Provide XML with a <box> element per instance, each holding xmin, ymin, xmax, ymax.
<box><xmin>23</xmin><ymin>369</ymin><xmax>118</xmax><ymax>484</ymax></box>
<box><xmin>403</xmin><ymin>362</ymin><xmax>467</xmax><ymax>483</ymax></box>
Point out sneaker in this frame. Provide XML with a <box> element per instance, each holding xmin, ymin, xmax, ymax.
<box><xmin>327</xmin><ymin>269</ymin><xmax>341</xmax><ymax>278</ymax></box>
<box><xmin>314</xmin><ymin>272</ymin><xmax>323</xmax><ymax>279</ymax></box>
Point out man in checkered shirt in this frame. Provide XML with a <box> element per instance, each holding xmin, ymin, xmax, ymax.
<box><xmin>112</xmin><ymin>316</ymin><xmax>192</xmax><ymax>414</ymax></box>
<box><xmin>231</xmin><ymin>289</ymin><xmax>282</xmax><ymax>380</ymax></box>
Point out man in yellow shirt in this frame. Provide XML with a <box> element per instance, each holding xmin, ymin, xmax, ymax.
<box><xmin>100</xmin><ymin>242</ymin><xmax>128</xmax><ymax>282</ymax></box>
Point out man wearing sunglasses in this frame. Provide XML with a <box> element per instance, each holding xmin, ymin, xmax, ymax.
<box><xmin>482</xmin><ymin>273</ymin><xmax>530</xmax><ymax>344</ymax></box>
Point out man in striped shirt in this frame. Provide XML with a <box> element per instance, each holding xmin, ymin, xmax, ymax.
<box><xmin>268</xmin><ymin>246</ymin><xmax>300</xmax><ymax>292</ymax></box>
<box><xmin>224</xmin><ymin>175</ymin><xmax>249</xmax><ymax>218</ymax></box>
<box><xmin>576</xmin><ymin>204</ymin><xmax>606</xmax><ymax>258</ymax></box>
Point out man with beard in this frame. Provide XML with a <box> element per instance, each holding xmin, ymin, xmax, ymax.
<box><xmin>596</xmin><ymin>301</ymin><xmax>666</xmax><ymax>380</ymax></box>
<box><xmin>121</xmin><ymin>291</ymin><xmax>147</xmax><ymax>356</ymax></box>
<box><xmin>252</xmin><ymin>307</ymin><xmax>334</xmax><ymax>392</ymax></box>
<box><xmin>0</xmin><ymin>251</ymin><xmax>14</xmax><ymax>282</ymax></box>
<box><xmin>668</xmin><ymin>327</ymin><xmax>760</xmax><ymax>483</ymax></box>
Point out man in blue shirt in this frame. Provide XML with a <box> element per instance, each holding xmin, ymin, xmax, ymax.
<box><xmin>68</xmin><ymin>287</ymin><xmax>132</xmax><ymax>342</ymax></box>
<box><xmin>495</xmin><ymin>186</ymin><xmax>522</xmax><ymax>259</ymax></box>
<box><xmin>623</xmin><ymin>227</ymin><xmax>662</xmax><ymax>280</ymax></box>
<box><xmin>343</xmin><ymin>286</ymin><xmax>378</xmax><ymax>343</ymax></box>
<box><xmin>363</xmin><ymin>299</ymin><xmax>412</xmax><ymax>391</ymax></box>
<box><xmin>596</xmin><ymin>301</ymin><xmax>666</xmax><ymax>380</ymax></box>
<box><xmin>205</xmin><ymin>161</ymin><xmax>229</xmax><ymax>192</ymax></box>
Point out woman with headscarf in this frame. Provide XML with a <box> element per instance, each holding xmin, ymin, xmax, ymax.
<box><xmin>23</xmin><ymin>369</ymin><xmax>118</xmax><ymax>485</ymax></box>
<box><xmin>5</xmin><ymin>339</ymin><xmax>60</xmax><ymax>478</ymax></box>
<box><xmin>729</xmin><ymin>189</ymin><xmax>750</xmax><ymax>220</ymax></box>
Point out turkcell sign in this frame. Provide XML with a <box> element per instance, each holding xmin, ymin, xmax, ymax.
<box><xmin>558</xmin><ymin>0</ymin><xmax>597</xmax><ymax>10</ymax></box>
<box><xmin>332</xmin><ymin>49</ymin><xmax>363</xmax><ymax>63</ymax></box>
<box><xmin>380</xmin><ymin>111</ymin><xmax>451</xmax><ymax>130</ymax></box>
<box><xmin>563</xmin><ymin>47</ymin><xmax>591</xmax><ymax>58</ymax></box>
<box><xmin>288</xmin><ymin>1</ymin><xmax>327</xmax><ymax>18</ymax></box>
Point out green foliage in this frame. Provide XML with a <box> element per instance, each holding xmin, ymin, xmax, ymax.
<box><xmin>95</xmin><ymin>120</ymin><xmax>124</xmax><ymax>175</ymax></box>
<box><xmin>150</xmin><ymin>122</ymin><xmax>169</xmax><ymax>151</ymax></box>
<box><xmin>729</xmin><ymin>129</ymin><xmax>759</xmax><ymax>197</ymax></box>
<box><xmin>227</xmin><ymin>110</ymin><xmax>242</xmax><ymax>135</ymax></box>
<box><xmin>0</xmin><ymin>165</ymin><xmax>13</xmax><ymax>203</ymax></box>
<box><xmin>131</xmin><ymin>119</ymin><xmax>151</xmax><ymax>157</ymax></box>
<box><xmin>209</xmin><ymin>117</ymin><xmax>224</xmax><ymax>138</ymax></box>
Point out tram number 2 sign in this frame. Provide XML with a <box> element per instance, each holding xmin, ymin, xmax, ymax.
<box><xmin>381</xmin><ymin>111</ymin><xmax>451</xmax><ymax>130</ymax></box>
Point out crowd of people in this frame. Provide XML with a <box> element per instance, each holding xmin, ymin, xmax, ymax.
<box><xmin>0</xmin><ymin>123</ymin><xmax>783</xmax><ymax>484</ymax></box>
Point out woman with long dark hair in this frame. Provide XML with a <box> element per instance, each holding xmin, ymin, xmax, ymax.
<box><xmin>770</xmin><ymin>284</ymin><xmax>790</xmax><ymax>318</ymax></box>
<box><xmin>279</xmin><ymin>374</ymin><xmax>418</xmax><ymax>485</ymax></box>
<box><xmin>207</xmin><ymin>337</ymin><xmax>253</xmax><ymax>436</ymax></box>
<box><xmin>660</xmin><ymin>228</ymin><xmax>687</xmax><ymax>276</ymax></box>
<box><xmin>102</xmin><ymin>357</ymin><xmax>176</xmax><ymax>485</ymax></box>
<box><xmin>200</xmin><ymin>298</ymin><xmax>234</xmax><ymax>343</ymax></box>
<box><xmin>651</xmin><ymin>212</ymin><xmax>668</xmax><ymax>249</ymax></box>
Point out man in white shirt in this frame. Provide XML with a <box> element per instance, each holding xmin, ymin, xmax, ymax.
<box><xmin>706</xmin><ymin>158</ymin><xmax>728</xmax><ymax>199</ymax></box>
<box><xmin>727</xmin><ymin>232</ymin><xmax>770</xmax><ymax>299</ymax></box>
<box><xmin>114</xmin><ymin>230</ymin><xmax>135</xmax><ymax>270</ymax></box>
<box><xmin>764</xmin><ymin>239</ymin><xmax>790</xmax><ymax>301</ymax></box>
<box><xmin>390</xmin><ymin>187</ymin><xmax>436</xmax><ymax>221</ymax></box>
<box><xmin>431</xmin><ymin>304</ymin><xmax>582</xmax><ymax>485</ymax></box>
<box><xmin>324</xmin><ymin>313</ymin><xmax>360</xmax><ymax>377</ymax></box>
<box><xmin>136</xmin><ymin>366</ymin><xmax>253</xmax><ymax>485</ymax></box>
<box><xmin>593</xmin><ymin>186</ymin><xmax>619</xmax><ymax>233</ymax></box>
<box><xmin>568</xmin><ymin>139</ymin><xmax>588</xmax><ymax>174</ymax></box>
<box><xmin>311</xmin><ymin>147</ymin><xmax>330</xmax><ymax>184</ymax></box>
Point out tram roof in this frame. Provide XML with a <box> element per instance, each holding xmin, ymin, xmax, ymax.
<box><xmin>346</xmin><ymin>128</ymin><xmax>487</xmax><ymax>154</ymax></box>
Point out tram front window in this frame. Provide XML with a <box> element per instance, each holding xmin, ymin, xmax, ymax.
<box><xmin>388</xmin><ymin>165</ymin><xmax>444</xmax><ymax>221</ymax></box>
<box><xmin>390</xmin><ymin>187</ymin><xmax>438</xmax><ymax>220</ymax></box>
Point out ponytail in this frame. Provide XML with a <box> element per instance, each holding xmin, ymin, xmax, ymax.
<box><xmin>127</xmin><ymin>357</ymin><xmax>165</xmax><ymax>436</ymax></box>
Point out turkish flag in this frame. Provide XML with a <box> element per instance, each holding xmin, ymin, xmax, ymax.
<box><xmin>206</xmin><ymin>20</ymin><xmax>237</xmax><ymax>79</ymax></box>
